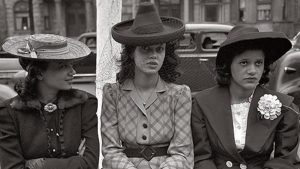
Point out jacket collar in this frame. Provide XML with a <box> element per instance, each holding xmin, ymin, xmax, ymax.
<box><xmin>193</xmin><ymin>85</ymin><xmax>294</xmax><ymax>162</ymax></box>
<box><xmin>121</xmin><ymin>77</ymin><xmax>167</xmax><ymax>117</ymax></box>
<box><xmin>10</xmin><ymin>89</ymin><xmax>88</xmax><ymax>111</ymax></box>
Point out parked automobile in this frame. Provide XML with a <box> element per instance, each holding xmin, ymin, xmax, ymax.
<box><xmin>268</xmin><ymin>49</ymin><xmax>300</xmax><ymax>107</ymax></box>
<box><xmin>175</xmin><ymin>23</ymin><xmax>233</xmax><ymax>93</ymax></box>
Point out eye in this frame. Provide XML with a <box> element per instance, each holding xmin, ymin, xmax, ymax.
<box><xmin>156</xmin><ymin>46</ymin><xmax>165</xmax><ymax>53</ymax></box>
<box><xmin>255</xmin><ymin>60</ymin><xmax>264</xmax><ymax>66</ymax></box>
<box><xmin>240</xmin><ymin>60</ymin><xmax>248</xmax><ymax>66</ymax></box>
<box><xmin>141</xmin><ymin>46</ymin><xmax>151</xmax><ymax>51</ymax></box>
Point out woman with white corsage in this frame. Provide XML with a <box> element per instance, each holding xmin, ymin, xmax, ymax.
<box><xmin>0</xmin><ymin>34</ymin><xmax>99</xmax><ymax>169</ymax></box>
<box><xmin>192</xmin><ymin>25</ymin><xmax>299</xmax><ymax>169</ymax></box>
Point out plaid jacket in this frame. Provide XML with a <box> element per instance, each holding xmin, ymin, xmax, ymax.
<box><xmin>101</xmin><ymin>78</ymin><xmax>193</xmax><ymax>169</ymax></box>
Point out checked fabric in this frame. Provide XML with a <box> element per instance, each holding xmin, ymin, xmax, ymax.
<box><xmin>101</xmin><ymin>78</ymin><xmax>194</xmax><ymax>169</ymax></box>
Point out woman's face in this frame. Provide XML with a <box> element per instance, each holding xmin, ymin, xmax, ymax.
<box><xmin>132</xmin><ymin>43</ymin><xmax>166</xmax><ymax>75</ymax></box>
<box><xmin>230</xmin><ymin>49</ymin><xmax>265</xmax><ymax>91</ymax></box>
<box><xmin>40</xmin><ymin>61</ymin><xmax>76</xmax><ymax>91</ymax></box>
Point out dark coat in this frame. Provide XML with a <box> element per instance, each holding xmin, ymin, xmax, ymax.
<box><xmin>0</xmin><ymin>89</ymin><xmax>99</xmax><ymax>169</ymax></box>
<box><xmin>192</xmin><ymin>85</ymin><xmax>299</xmax><ymax>169</ymax></box>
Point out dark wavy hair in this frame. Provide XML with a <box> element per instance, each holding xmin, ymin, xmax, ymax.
<box><xmin>215</xmin><ymin>40</ymin><xmax>272</xmax><ymax>86</ymax></box>
<box><xmin>116</xmin><ymin>41</ymin><xmax>181</xmax><ymax>84</ymax></box>
<box><xmin>14</xmin><ymin>58</ymin><xmax>49</xmax><ymax>100</ymax></box>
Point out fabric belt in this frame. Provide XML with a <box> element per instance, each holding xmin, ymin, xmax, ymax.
<box><xmin>124</xmin><ymin>146</ymin><xmax>169</xmax><ymax>161</ymax></box>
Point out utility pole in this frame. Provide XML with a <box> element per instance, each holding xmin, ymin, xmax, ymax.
<box><xmin>96</xmin><ymin>0</ymin><xmax>122</xmax><ymax>167</ymax></box>
<box><xmin>28</xmin><ymin>0</ymin><xmax>35</xmax><ymax>34</ymax></box>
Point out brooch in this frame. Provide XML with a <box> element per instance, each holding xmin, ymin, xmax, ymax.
<box><xmin>44</xmin><ymin>103</ymin><xmax>57</xmax><ymax>113</ymax></box>
<box><xmin>257</xmin><ymin>94</ymin><xmax>282</xmax><ymax>120</ymax></box>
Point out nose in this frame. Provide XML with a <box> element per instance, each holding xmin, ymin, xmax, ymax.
<box><xmin>247</xmin><ymin>64</ymin><xmax>257</xmax><ymax>75</ymax></box>
<box><xmin>69</xmin><ymin>65</ymin><xmax>76</xmax><ymax>76</ymax></box>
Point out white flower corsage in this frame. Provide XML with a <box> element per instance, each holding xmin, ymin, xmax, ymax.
<box><xmin>257</xmin><ymin>94</ymin><xmax>282</xmax><ymax>120</ymax></box>
<box><xmin>44</xmin><ymin>103</ymin><xmax>57</xmax><ymax>113</ymax></box>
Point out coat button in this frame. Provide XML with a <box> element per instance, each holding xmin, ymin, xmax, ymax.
<box><xmin>240</xmin><ymin>164</ymin><xmax>247</xmax><ymax>169</ymax></box>
<box><xmin>142</xmin><ymin>135</ymin><xmax>147</xmax><ymax>140</ymax></box>
<box><xmin>53</xmin><ymin>149</ymin><xmax>56</xmax><ymax>152</ymax></box>
<box><xmin>226</xmin><ymin>161</ymin><xmax>233</xmax><ymax>168</ymax></box>
<box><xmin>143</xmin><ymin>123</ymin><xmax>148</xmax><ymax>128</ymax></box>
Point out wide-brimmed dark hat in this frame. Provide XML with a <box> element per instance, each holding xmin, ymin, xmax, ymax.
<box><xmin>2</xmin><ymin>34</ymin><xmax>91</xmax><ymax>61</ymax></box>
<box><xmin>111</xmin><ymin>2</ymin><xmax>185</xmax><ymax>46</ymax></box>
<box><xmin>216</xmin><ymin>25</ymin><xmax>291</xmax><ymax>66</ymax></box>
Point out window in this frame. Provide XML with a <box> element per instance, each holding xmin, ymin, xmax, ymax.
<box><xmin>205</xmin><ymin>5</ymin><xmax>218</xmax><ymax>22</ymax></box>
<box><xmin>257</xmin><ymin>0</ymin><xmax>271</xmax><ymax>21</ymax></box>
<box><xmin>177</xmin><ymin>33</ymin><xmax>197</xmax><ymax>51</ymax></box>
<box><xmin>201</xmin><ymin>32</ymin><xmax>227</xmax><ymax>51</ymax></box>
<box><xmin>239</xmin><ymin>0</ymin><xmax>245</xmax><ymax>22</ymax></box>
<box><xmin>14</xmin><ymin>0</ymin><xmax>30</xmax><ymax>31</ymax></box>
<box><xmin>158</xmin><ymin>0</ymin><xmax>181</xmax><ymax>18</ymax></box>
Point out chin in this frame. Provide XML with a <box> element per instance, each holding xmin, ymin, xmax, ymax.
<box><xmin>242</xmin><ymin>84</ymin><xmax>258</xmax><ymax>91</ymax></box>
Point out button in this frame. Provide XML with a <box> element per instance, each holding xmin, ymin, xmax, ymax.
<box><xmin>240</xmin><ymin>164</ymin><xmax>247</xmax><ymax>169</ymax></box>
<box><xmin>53</xmin><ymin>149</ymin><xmax>56</xmax><ymax>152</ymax></box>
<box><xmin>50</xmin><ymin>128</ymin><xmax>54</xmax><ymax>132</ymax></box>
<box><xmin>142</xmin><ymin>135</ymin><xmax>147</xmax><ymax>140</ymax></box>
<box><xmin>143</xmin><ymin>123</ymin><xmax>148</xmax><ymax>128</ymax></box>
<box><xmin>226</xmin><ymin>161</ymin><xmax>233</xmax><ymax>167</ymax></box>
<box><xmin>56</xmin><ymin>133</ymin><xmax>60</xmax><ymax>137</ymax></box>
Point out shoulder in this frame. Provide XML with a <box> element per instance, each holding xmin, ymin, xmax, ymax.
<box><xmin>193</xmin><ymin>85</ymin><xmax>225</xmax><ymax>102</ymax></box>
<box><xmin>165</xmin><ymin>83</ymin><xmax>191</xmax><ymax>96</ymax></box>
<box><xmin>58</xmin><ymin>89</ymin><xmax>96</xmax><ymax>109</ymax></box>
<box><xmin>259</xmin><ymin>86</ymin><xmax>294</xmax><ymax>107</ymax></box>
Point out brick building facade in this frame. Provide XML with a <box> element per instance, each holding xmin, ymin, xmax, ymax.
<box><xmin>1</xmin><ymin>0</ymin><xmax>96</xmax><ymax>40</ymax></box>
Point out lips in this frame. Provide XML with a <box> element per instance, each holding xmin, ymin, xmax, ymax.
<box><xmin>147</xmin><ymin>61</ymin><xmax>158</xmax><ymax>65</ymax></box>
<box><xmin>244</xmin><ymin>77</ymin><xmax>257</xmax><ymax>81</ymax></box>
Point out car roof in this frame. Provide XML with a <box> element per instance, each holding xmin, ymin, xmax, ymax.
<box><xmin>185</xmin><ymin>23</ymin><xmax>233</xmax><ymax>32</ymax></box>
<box><xmin>77</xmin><ymin>32</ymin><xmax>96</xmax><ymax>40</ymax></box>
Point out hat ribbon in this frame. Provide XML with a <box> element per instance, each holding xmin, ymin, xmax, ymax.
<box><xmin>17</xmin><ymin>43</ymin><xmax>70</xmax><ymax>59</ymax></box>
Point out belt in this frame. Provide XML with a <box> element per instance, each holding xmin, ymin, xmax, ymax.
<box><xmin>124</xmin><ymin>145</ymin><xmax>169</xmax><ymax>161</ymax></box>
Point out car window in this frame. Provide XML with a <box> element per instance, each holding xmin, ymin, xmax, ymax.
<box><xmin>177</xmin><ymin>33</ymin><xmax>197</xmax><ymax>51</ymax></box>
<box><xmin>86</xmin><ymin>37</ymin><xmax>96</xmax><ymax>48</ymax></box>
<box><xmin>201</xmin><ymin>32</ymin><xmax>227</xmax><ymax>50</ymax></box>
<box><xmin>73</xmin><ymin>53</ymin><xmax>96</xmax><ymax>74</ymax></box>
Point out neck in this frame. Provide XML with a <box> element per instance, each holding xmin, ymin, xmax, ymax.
<box><xmin>37</xmin><ymin>83</ymin><xmax>58</xmax><ymax>103</ymax></box>
<box><xmin>229</xmin><ymin>82</ymin><xmax>255</xmax><ymax>104</ymax></box>
<box><xmin>134</xmin><ymin>70</ymin><xmax>159</xmax><ymax>90</ymax></box>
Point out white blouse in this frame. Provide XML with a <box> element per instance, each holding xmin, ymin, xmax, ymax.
<box><xmin>231</xmin><ymin>102</ymin><xmax>251</xmax><ymax>150</ymax></box>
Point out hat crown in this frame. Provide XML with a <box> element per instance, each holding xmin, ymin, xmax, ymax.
<box><xmin>130</xmin><ymin>2</ymin><xmax>164</xmax><ymax>34</ymax></box>
<box><xmin>227</xmin><ymin>25</ymin><xmax>259</xmax><ymax>40</ymax></box>
<box><xmin>28</xmin><ymin>34</ymin><xmax>67</xmax><ymax>50</ymax></box>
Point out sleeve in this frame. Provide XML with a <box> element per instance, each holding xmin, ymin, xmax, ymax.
<box><xmin>43</xmin><ymin>95</ymin><xmax>99</xmax><ymax>169</ymax></box>
<box><xmin>0</xmin><ymin>102</ymin><xmax>26</xmax><ymax>169</ymax></box>
<box><xmin>101</xmin><ymin>83</ymin><xmax>137</xmax><ymax>169</ymax></box>
<box><xmin>159</xmin><ymin>85</ymin><xmax>194</xmax><ymax>169</ymax></box>
<box><xmin>191</xmin><ymin>97</ymin><xmax>217</xmax><ymax>169</ymax></box>
<box><xmin>264</xmin><ymin>103</ymin><xmax>300</xmax><ymax>169</ymax></box>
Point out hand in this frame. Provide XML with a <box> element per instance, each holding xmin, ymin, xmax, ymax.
<box><xmin>77</xmin><ymin>138</ymin><xmax>86</xmax><ymax>157</ymax></box>
<box><xmin>25</xmin><ymin>158</ymin><xmax>45</xmax><ymax>169</ymax></box>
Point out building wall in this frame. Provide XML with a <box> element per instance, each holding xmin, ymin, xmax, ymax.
<box><xmin>0</xmin><ymin>0</ymin><xmax>8</xmax><ymax>41</ymax></box>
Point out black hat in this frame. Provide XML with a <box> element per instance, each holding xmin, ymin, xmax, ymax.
<box><xmin>111</xmin><ymin>2</ymin><xmax>185</xmax><ymax>46</ymax></box>
<box><xmin>216</xmin><ymin>25</ymin><xmax>291</xmax><ymax>66</ymax></box>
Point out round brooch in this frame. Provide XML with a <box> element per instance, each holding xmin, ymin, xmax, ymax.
<box><xmin>257</xmin><ymin>94</ymin><xmax>282</xmax><ymax>120</ymax></box>
<box><xmin>44</xmin><ymin>103</ymin><xmax>57</xmax><ymax>113</ymax></box>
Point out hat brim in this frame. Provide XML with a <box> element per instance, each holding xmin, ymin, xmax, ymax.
<box><xmin>2</xmin><ymin>35</ymin><xmax>91</xmax><ymax>61</ymax></box>
<box><xmin>216</xmin><ymin>33</ymin><xmax>292</xmax><ymax>65</ymax></box>
<box><xmin>111</xmin><ymin>16</ymin><xmax>185</xmax><ymax>46</ymax></box>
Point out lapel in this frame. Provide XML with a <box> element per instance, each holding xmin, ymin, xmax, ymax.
<box><xmin>240</xmin><ymin>86</ymin><xmax>283</xmax><ymax>156</ymax></box>
<box><xmin>195</xmin><ymin>86</ymin><xmax>245</xmax><ymax>162</ymax></box>
<box><xmin>121</xmin><ymin>77</ymin><xmax>167</xmax><ymax>117</ymax></box>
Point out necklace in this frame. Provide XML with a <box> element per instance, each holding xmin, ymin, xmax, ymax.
<box><xmin>134</xmin><ymin>84</ymin><xmax>156</xmax><ymax>106</ymax></box>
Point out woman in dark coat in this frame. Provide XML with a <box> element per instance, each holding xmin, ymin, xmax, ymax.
<box><xmin>192</xmin><ymin>25</ymin><xmax>299</xmax><ymax>169</ymax></box>
<box><xmin>0</xmin><ymin>34</ymin><xmax>99</xmax><ymax>169</ymax></box>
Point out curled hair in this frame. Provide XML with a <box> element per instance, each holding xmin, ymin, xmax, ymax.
<box><xmin>215</xmin><ymin>40</ymin><xmax>272</xmax><ymax>86</ymax></box>
<box><xmin>14</xmin><ymin>58</ymin><xmax>49</xmax><ymax>100</ymax></box>
<box><xmin>116</xmin><ymin>41</ymin><xmax>181</xmax><ymax>84</ymax></box>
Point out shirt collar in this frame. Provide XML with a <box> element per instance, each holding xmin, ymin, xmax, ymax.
<box><xmin>121</xmin><ymin>76</ymin><xmax>167</xmax><ymax>93</ymax></box>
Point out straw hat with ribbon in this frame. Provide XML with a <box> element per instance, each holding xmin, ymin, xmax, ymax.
<box><xmin>111</xmin><ymin>2</ymin><xmax>185</xmax><ymax>46</ymax></box>
<box><xmin>216</xmin><ymin>25</ymin><xmax>291</xmax><ymax>66</ymax></box>
<box><xmin>2</xmin><ymin>34</ymin><xmax>91</xmax><ymax>70</ymax></box>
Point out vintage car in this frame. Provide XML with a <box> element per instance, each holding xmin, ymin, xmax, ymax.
<box><xmin>268</xmin><ymin>48</ymin><xmax>300</xmax><ymax>107</ymax></box>
<box><xmin>175</xmin><ymin>23</ymin><xmax>233</xmax><ymax>93</ymax></box>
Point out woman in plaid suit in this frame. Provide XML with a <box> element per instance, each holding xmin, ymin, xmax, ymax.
<box><xmin>101</xmin><ymin>2</ymin><xmax>193</xmax><ymax>169</ymax></box>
